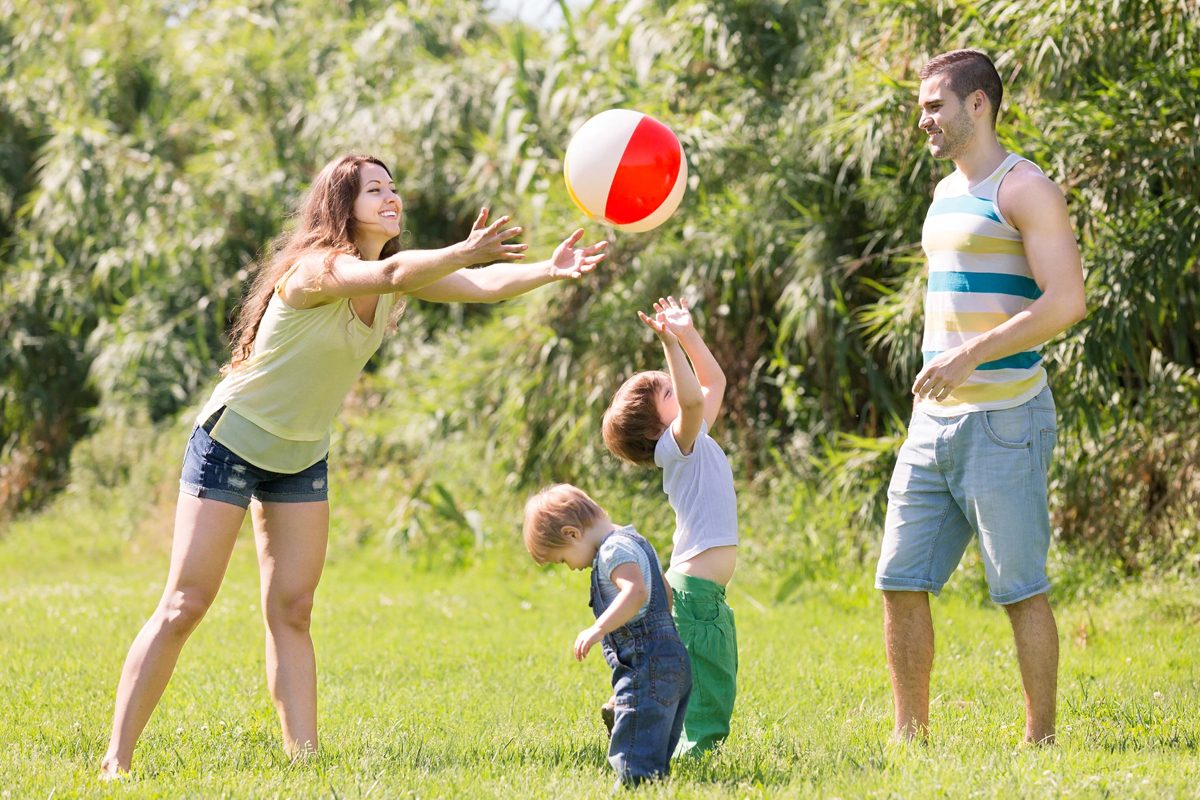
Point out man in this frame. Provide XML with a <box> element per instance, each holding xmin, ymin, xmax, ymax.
<box><xmin>876</xmin><ymin>49</ymin><xmax>1086</xmax><ymax>745</ymax></box>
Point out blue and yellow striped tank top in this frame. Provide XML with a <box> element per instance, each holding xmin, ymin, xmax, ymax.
<box><xmin>919</xmin><ymin>152</ymin><xmax>1047</xmax><ymax>416</ymax></box>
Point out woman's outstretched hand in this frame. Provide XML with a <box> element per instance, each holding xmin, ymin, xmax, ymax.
<box><xmin>549</xmin><ymin>229</ymin><xmax>608</xmax><ymax>279</ymax></box>
<box><xmin>461</xmin><ymin>207</ymin><xmax>528</xmax><ymax>265</ymax></box>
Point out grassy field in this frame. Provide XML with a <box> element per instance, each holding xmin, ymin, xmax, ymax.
<box><xmin>2</xmin><ymin>476</ymin><xmax>1199</xmax><ymax>800</ymax></box>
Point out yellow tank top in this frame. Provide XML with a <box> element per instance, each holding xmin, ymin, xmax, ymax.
<box><xmin>197</xmin><ymin>287</ymin><xmax>395</xmax><ymax>473</ymax></box>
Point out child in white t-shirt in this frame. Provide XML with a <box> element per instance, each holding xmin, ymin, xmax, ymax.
<box><xmin>601</xmin><ymin>296</ymin><xmax>738</xmax><ymax>756</ymax></box>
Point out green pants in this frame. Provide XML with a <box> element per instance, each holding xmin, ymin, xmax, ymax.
<box><xmin>667</xmin><ymin>568</ymin><xmax>738</xmax><ymax>756</ymax></box>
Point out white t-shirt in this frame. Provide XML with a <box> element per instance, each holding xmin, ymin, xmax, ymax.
<box><xmin>595</xmin><ymin>527</ymin><xmax>655</xmax><ymax>623</ymax></box>
<box><xmin>654</xmin><ymin>420</ymin><xmax>739</xmax><ymax>569</ymax></box>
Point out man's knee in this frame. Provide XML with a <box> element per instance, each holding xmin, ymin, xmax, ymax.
<box><xmin>1002</xmin><ymin>592</ymin><xmax>1054</xmax><ymax>619</ymax></box>
<box><xmin>883</xmin><ymin>589</ymin><xmax>931</xmax><ymax>614</ymax></box>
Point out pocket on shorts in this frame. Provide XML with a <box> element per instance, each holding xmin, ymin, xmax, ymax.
<box><xmin>680</xmin><ymin>596</ymin><xmax>720</xmax><ymax>623</ymax></box>
<box><xmin>981</xmin><ymin>406</ymin><xmax>1032</xmax><ymax>449</ymax></box>
<box><xmin>649</xmin><ymin>649</ymin><xmax>689</xmax><ymax>706</ymax></box>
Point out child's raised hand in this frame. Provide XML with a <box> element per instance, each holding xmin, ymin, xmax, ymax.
<box><xmin>638</xmin><ymin>308</ymin><xmax>679</xmax><ymax>345</ymax></box>
<box><xmin>460</xmin><ymin>206</ymin><xmax>528</xmax><ymax>265</ymax></box>
<box><xmin>574</xmin><ymin>624</ymin><xmax>604</xmax><ymax>661</ymax></box>
<box><xmin>653</xmin><ymin>296</ymin><xmax>694</xmax><ymax>336</ymax></box>
<box><xmin>549</xmin><ymin>229</ymin><xmax>608</xmax><ymax>279</ymax></box>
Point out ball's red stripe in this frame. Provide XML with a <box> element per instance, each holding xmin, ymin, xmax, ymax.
<box><xmin>604</xmin><ymin>116</ymin><xmax>681</xmax><ymax>225</ymax></box>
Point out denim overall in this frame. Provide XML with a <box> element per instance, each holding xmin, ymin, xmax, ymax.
<box><xmin>589</xmin><ymin>529</ymin><xmax>692</xmax><ymax>787</ymax></box>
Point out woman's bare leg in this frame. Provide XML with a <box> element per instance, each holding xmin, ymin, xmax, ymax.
<box><xmin>251</xmin><ymin>499</ymin><xmax>329</xmax><ymax>758</ymax></box>
<box><xmin>100</xmin><ymin>494</ymin><xmax>246</xmax><ymax>777</ymax></box>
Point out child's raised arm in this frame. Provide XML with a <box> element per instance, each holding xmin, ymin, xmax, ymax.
<box><xmin>653</xmin><ymin>296</ymin><xmax>727</xmax><ymax>432</ymax></box>
<box><xmin>574</xmin><ymin>563</ymin><xmax>648</xmax><ymax>661</ymax></box>
<box><xmin>639</xmin><ymin>304</ymin><xmax>705</xmax><ymax>453</ymax></box>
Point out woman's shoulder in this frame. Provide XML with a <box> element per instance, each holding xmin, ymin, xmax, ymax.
<box><xmin>278</xmin><ymin>249</ymin><xmax>347</xmax><ymax>308</ymax></box>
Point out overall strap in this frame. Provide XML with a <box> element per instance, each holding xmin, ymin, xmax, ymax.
<box><xmin>588</xmin><ymin>547</ymin><xmax>603</xmax><ymax>616</ymax></box>
<box><xmin>628</xmin><ymin>532</ymin><xmax>670</xmax><ymax>616</ymax></box>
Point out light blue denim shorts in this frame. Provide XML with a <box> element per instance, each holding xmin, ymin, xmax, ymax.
<box><xmin>875</xmin><ymin>386</ymin><xmax>1057</xmax><ymax>605</ymax></box>
<box><xmin>178</xmin><ymin>411</ymin><xmax>329</xmax><ymax>509</ymax></box>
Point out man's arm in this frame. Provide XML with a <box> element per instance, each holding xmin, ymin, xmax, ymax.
<box><xmin>912</xmin><ymin>168</ymin><xmax>1086</xmax><ymax>400</ymax></box>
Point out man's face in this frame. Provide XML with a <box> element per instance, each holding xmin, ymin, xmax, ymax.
<box><xmin>918</xmin><ymin>73</ymin><xmax>976</xmax><ymax>160</ymax></box>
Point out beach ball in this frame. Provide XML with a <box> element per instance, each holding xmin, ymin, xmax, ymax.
<box><xmin>563</xmin><ymin>109</ymin><xmax>687</xmax><ymax>233</ymax></box>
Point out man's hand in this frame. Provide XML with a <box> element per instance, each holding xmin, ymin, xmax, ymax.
<box><xmin>574</xmin><ymin>624</ymin><xmax>604</xmax><ymax>661</ymax></box>
<box><xmin>911</xmin><ymin>344</ymin><xmax>981</xmax><ymax>401</ymax></box>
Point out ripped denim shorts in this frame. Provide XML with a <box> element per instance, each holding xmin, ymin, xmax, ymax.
<box><xmin>178</xmin><ymin>410</ymin><xmax>329</xmax><ymax>509</ymax></box>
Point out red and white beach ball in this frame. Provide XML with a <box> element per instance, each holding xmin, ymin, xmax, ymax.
<box><xmin>563</xmin><ymin>109</ymin><xmax>687</xmax><ymax>233</ymax></box>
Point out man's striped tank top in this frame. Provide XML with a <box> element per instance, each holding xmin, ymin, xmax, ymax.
<box><xmin>919</xmin><ymin>152</ymin><xmax>1047</xmax><ymax>416</ymax></box>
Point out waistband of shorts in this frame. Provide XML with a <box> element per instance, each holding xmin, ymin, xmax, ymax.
<box><xmin>665</xmin><ymin>568</ymin><xmax>727</xmax><ymax>598</ymax></box>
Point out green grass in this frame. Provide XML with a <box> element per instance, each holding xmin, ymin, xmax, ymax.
<box><xmin>2</xmin><ymin>484</ymin><xmax>1199</xmax><ymax>799</ymax></box>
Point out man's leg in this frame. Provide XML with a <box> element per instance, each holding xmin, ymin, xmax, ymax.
<box><xmin>962</xmin><ymin>388</ymin><xmax>1059</xmax><ymax>744</ymax></box>
<box><xmin>877</xmin><ymin>411</ymin><xmax>971</xmax><ymax>742</ymax></box>
<box><xmin>882</xmin><ymin>590</ymin><xmax>933</xmax><ymax>741</ymax></box>
<box><xmin>1004</xmin><ymin>593</ymin><xmax>1058</xmax><ymax>744</ymax></box>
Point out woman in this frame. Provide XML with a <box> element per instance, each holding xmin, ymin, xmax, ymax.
<box><xmin>99</xmin><ymin>153</ymin><xmax>607</xmax><ymax>777</ymax></box>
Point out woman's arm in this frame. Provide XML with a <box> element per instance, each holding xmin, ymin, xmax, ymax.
<box><xmin>407</xmin><ymin>229</ymin><xmax>607</xmax><ymax>303</ymax></box>
<box><xmin>282</xmin><ymin>208</ymin><xmax>526</xmax><ymax>307</ymax></box>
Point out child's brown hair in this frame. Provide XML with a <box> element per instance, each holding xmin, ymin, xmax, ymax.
<box><xmin>601</xmin><ymin>370</ymin><xmax>670</xmax><ymax>466</ymax></box>
<box><xmin>523</xmin><ymin>483</ymin><xmax>606</xmax><ymax>564</ymax></box>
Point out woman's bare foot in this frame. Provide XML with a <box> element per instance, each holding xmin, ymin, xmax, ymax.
<box><xmin>98</xmin><ymin>755</ymin><xmax>129</xmax><ymax>781</ymax></box>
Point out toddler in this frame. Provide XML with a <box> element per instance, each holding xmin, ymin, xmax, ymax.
<box><xmin>523</xmin><ymin>483</ymin><xmax>691</xmax><ymax>787</ymax></box>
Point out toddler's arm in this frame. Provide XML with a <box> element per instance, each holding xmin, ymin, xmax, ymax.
<box><xmin>574</xmin><ymin>563</ymin><xmax>648</xmax><ymax>661</ymax></box>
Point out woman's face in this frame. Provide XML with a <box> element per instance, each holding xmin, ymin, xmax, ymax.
<box><xmin>352</xmin><ymin>162</ymin><xmax>403</xmax><ymax>251</ymax></box>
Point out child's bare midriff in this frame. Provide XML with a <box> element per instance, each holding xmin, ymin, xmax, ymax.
<box><xmin>674</xmin><ymin>545</ymin><xmax>737</xmax><ymax>586</ymax></box>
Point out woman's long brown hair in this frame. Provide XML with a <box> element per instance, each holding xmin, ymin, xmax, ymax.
<box><xmin>223</xmin><ymin>154</ymin><xmax>402</xmax><ymax>372</ymax></box>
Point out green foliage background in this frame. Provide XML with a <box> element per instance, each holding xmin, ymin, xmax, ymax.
<box><xmin>1</xmin><ymin>0</ymin><xmax>1197</xmax><ymax>568</ymax></box>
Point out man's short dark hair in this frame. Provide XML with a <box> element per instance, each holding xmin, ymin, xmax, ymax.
<box><xmin>919</xmin><ymin>49</ymin><xmax>1003</xmax><ymax>124</ymax></box>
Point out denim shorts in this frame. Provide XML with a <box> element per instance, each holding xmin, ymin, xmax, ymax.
<box><xmin>876</xmin><ymin>386</ymin><xmax>1057</xmax><ymax>605</ymax></box>
<box><xmin>178</xmin><ymin>413</ymin><xmax>329</xmax><ymax>509</ymax></box>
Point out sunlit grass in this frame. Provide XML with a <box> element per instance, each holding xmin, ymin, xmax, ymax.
<box><xmin>2</xmin><ymin>493</ymin><xmax>1198</xmax><ymax>798</ymax></box>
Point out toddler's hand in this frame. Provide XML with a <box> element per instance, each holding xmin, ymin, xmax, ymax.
<box><xmin>653</xmin><ymin>296</ymin><xmax>694</xmax><ymax>336</ymax></box>
<box><xmin>638</xmin><ymin>309</ymin><xmax>679</xmax><ymax>345</ymax></box>
<box><xmin>574</xmin><ymin>625</ymin><xmax>604</xmax><ymax>661</ymax></box>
